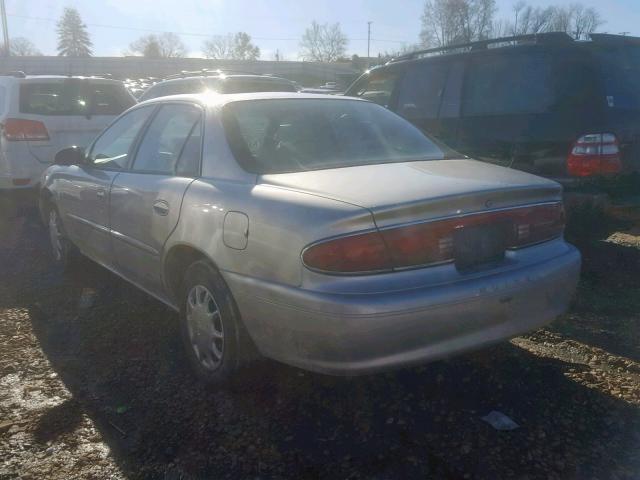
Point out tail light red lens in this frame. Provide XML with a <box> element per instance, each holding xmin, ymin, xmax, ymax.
<box><xmin>301</xmin><ymin>230</ymin><xmax>392</xmax><ymax>273</ymax></box>
<box><xmin>3</xmin><ymin>118</ymin><xmax>50</xmax><ymax>141</ymax></box>
<box><xmin>567</xmin><ymin>133</ymin><xmax>621</xmax><ymax>176</ymax></box>
<box><xmin>302</xmin><ymin>203</ymin><xmax>565</xmax><ymax>274</ymax></box>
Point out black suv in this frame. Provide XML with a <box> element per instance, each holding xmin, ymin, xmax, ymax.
<box><xmin>139</xmin><ymin>70</ymin><xmax>298</xmax><ymax>102</ymax></box>
<box><xmin>345</xmin><ymin>33</ymin><xmax>640</xmax><ymax>184</ymax></box>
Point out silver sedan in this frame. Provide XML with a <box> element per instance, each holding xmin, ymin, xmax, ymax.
<box><xmin>40</xmin><ymin>93</ymin><xmax>581</xmax><ymax>384</ymax></box>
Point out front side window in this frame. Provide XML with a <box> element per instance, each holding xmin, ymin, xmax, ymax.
<box><xmin>132</xmin><ymin>104</ymin><xmax>201</xmax><ymax>174</ymax></box>
<box><xmin>462</xmin><ymin>52</ymin><xmax>555</xmax><ymax>116</ymax></box>
<box><xmin>88</xmin><ymin>106</ymin><xmax>154</xmax><ymax>170</ymax></box>
<box><xmin>349</xmin><ymin>70</ymin><xmax>401</xmax><ymax>108</ymax></box>
<box><xmin>222</xmin><ymin>99</ymin><xmax>447</xmax><ymax>174</ymax></box>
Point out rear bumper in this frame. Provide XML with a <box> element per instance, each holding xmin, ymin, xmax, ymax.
<box><xmin>225</xmin><ymin>243</ymin><xmax>581</xmax><ymax>375</ymax></box>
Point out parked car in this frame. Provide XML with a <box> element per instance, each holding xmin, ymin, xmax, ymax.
<box><xmin>40</xmin><ymin>93</ymin><xmax>581</xmax><ymax>384</ymax></box>
<box><xmin>0</xmin><ymin>72</ymin><xmax>135</xmax><ymax>194</ymax></box>
<box><xmin>345</xmin><ymin>32</ymin><xmax>640</xmax><ymax>184</ymax></box>
<box><xmin>139</xmin><ymin>72</ymin><xmax>298</xmax><ymax>102</ymax></box>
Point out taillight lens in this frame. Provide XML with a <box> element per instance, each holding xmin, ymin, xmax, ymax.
<box><xmin>301</xmin><ymin>230</ymin><xmax>392</xmax><ymax>273</ymax></box>
<box><xmin>507</xmin><ymin>203</ymin><xmax>565</xmax><ymax>248</ymax></box>
<box><xmin>302</xmin><ymin>203</ymin><xmax>565</xmax><ymax>274</ymax></box>
<box><xmin>567</xmin><ymin>133</ymin><xmax>621</xmax><ymax>176</ymax></box>
<box><xmin>3</xmin><ymin>118</ymin><xmax>50</xmax><ymax>141</ymax></box>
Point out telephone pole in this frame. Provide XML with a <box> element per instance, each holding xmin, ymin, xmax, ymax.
<box><xmin>367</xmin><ymin>21</ymin><xmax>372</xmax><ymax>67</ymax></box>
<box><xmin>0</xmin><ymin>0</ymin><xmax>9</xmax><ymax>57</ymax></box>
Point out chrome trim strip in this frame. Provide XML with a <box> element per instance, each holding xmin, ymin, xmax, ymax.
<box><xmin>111</xmin><ymin>229</ymin><xmax>159</xmax><ymax>256</ymax></box>
<box><xmin>376</xmin><ymin>201</ymin><xmax>562</xmax><ymax>232</ymax></box>
<box><xmin>66</xmin><ymin>213</ymin><xmax>110</xmax><ymax>234</ymax></box>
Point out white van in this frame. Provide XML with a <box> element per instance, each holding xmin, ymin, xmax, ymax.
<box><xmin>0</xmin><ymin>73</ymin><xmax>135</xmax><ymax>192</ymax></box>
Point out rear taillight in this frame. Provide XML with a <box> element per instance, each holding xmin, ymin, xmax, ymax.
<box><xmin>2</xmin><ymin>118</ymin><xmax>50</xmax><ymax>141</ymax></box>
<box><xmin>301</xmin><ymin>230</ymin><xmax>392</xmax><ymax>273</ymax></box>
<box><xmin>567</xmin><ymin>133</ymin><xmax>621</xmax><ymax>176</ymax></box>
<box><xmin>302</xmin><ymin>203</ymin><xmax>565</xmax><ymax>274</ymax></box>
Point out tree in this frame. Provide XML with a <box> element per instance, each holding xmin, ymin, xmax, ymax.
<box><xmin>56</xmin><ymin>7</ymin><xmax>93</xmax><ymax>57</ymax></box>
<box><xmin>420</xmin><ymin>0</ymin><xmax>496</xmax><ymax>48</ymax></box>
<box><xmin>299</xmin><ymin>21</ymin><xmax>348</xmax><ymax>62</ymax></box>
<box><xmin>0</xmin><ymin>37</ymin><xmax>41</xmax><ymax>56</ymax></box>
<box><xmin>231</xmin><ymin>32</ymin><xmax>260</xmax><ymax>60</ymax></box>
<box><xmin>202</xmin><ymin>32</ymin><xmax>260</xmax><ymax>60</ymax></box>
<box><xmin>202</xmin><ymin>34</ymin><xmax>234</xmax><ymax>59</ymax></box>
<box><xmin>506</xmin><ymin>2</ymin><xmax>603</xmax><ymax>39</ymax></box>
<box><xmin>128</xmin><ymin>33</ymin><xmax>187</xmax><ymax>58</ymax></box>
<box><xmin>511</xmin><ymin>2</ymin><xmax>554</xmax><ymax>35</ymax></box>
<box><xmin>568</xmin><ymin>4</ymin><xmax>603</xmax><ymax>39</ymax></box>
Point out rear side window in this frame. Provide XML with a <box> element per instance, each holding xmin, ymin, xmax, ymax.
<box><xmin>595</xmin><ymin>45</ymin><xmax>640</xmax><ymax>110</ymax></box>
<box><xmin>462</xmin><ymin>53</ymin><xmax>555</xmax><ymax>116</ymax></box>
<box><xmin>350</xmin><ymin>70</ymin><xmax>401</xmax><ymax>108</ymax></box>
<box><xmin>396</xmin><ymin>62</ymin><xmax>449</xmax><ymax>120</ymax></box>
<box><xmin>133</xmin><ymin>104</ymin><xmax>201</xmax><ymax>174</ymax></box>
<box><xmin>20</xmin><ymin>81</ymin><xmax>133</xmax><ymax>116</ymax></box>
<box><xmin>219</xmin><ymin>80</ymin><xmax>297</xmax><ymax>94</ymax></box>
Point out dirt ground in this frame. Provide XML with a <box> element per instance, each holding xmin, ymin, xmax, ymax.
<box><xmin>1</xmin><ymin>207</ymin><xmax>639</xmax><ymax>480</ymax></box>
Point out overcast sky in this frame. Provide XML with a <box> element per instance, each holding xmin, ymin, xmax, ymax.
<box><xmin>4</xmin><ymin>0</ymin><xmax>639</xmax><ymax>59</ymax></box>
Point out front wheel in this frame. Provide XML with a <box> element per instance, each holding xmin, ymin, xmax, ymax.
<box><xmin>179</xmin><ymin>260</ymin><xmax>251</xmax><ymax>386</ymax></box>
<box><xmin>47</xmin><ymin>206</ymin><xmax>76</xmax><ymax>271</ymax></box>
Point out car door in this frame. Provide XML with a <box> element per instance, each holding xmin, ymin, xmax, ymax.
<box><xmin>57</xmin><ymin>105</ymin><xmax>155</xmax><ymax>265</ymax></box>
<box><xmin>109</xmin><ymin>102</ymin><xmax>203</xmax><ymax>296</ymax></box>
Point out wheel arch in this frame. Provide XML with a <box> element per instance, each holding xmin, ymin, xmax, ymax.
<box><xmin>163</xmin><ymin>243</ymin><xmax>219</xmax><ymax>302</ymax></box>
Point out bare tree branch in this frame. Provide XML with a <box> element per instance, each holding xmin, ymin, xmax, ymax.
<box><xmin>300</xmin><ymin>21</ymin><xmax>348</xmax><ymax>62</ymax></box>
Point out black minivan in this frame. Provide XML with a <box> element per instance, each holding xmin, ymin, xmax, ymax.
<box><xmin>345</xmin><ymin>32</ymin><xmax>640</xmax><ymax>184</ymax></box>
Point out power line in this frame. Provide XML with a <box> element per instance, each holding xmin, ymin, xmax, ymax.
<box><xmin>7</xmin><ymin>12</ymin><xmax>414</xmax><ymax>44</ymax></box>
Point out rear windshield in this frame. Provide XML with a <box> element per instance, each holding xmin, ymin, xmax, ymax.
<box><xmin>142</xmin><ymin>78</ymin><xmax>219</xmax><ymax>101</ymax></box>
<box><xmin>222</xmin><ymin>99</ymin><xmax>447</xmax><ymax>174</ymax></box>
<box><xmin>219</xmin><ymin>79</ymin><xmax>297</xmax><ymax>94</ymax></box>
<box><xmin>595</xmin><ymin>45</ymin><xmax>640</xmax><ymax>110</ymax></box>
<box><xmin>20</xmin><ymin>80</ymin><xmax>134</xmax><ymax>116</ymax></box>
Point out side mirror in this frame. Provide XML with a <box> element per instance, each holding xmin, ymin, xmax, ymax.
<box><xmin>54</xmin><ymin>146</ymin><xmax>85</xmax><ymax>166</ymax></box>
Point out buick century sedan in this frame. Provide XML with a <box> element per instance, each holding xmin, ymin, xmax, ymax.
<box><xmin>40</xmin><ymin>93</ymin><xmax>581</xmax><ymax>384</ymax></box>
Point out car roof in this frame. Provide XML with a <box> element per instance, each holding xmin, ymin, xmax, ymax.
<box><xmin>373</xmin><ymin>32</ymin><xmax>640</xmax><ymax>71</ymax></box>
<box><xmin>137</xmin><ymin>91</ymin><xmax>366</xmax><ymax>108</ymax></box>
<box><xmin>18</xmin><ymin>75</ymin><xmax>122</xmax><ymax>83</ymax></box>
<box><xmin>154</xmin><ymin>74</ymin><xmax>294</xmax><ymax>85</ymax></box>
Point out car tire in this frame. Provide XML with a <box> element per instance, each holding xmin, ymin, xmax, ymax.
<box><xmin>46</xmin><ymin>205</ymin><xmax>77</xmax><ymax>271</ymax></box>
<box><xmin>179</xmin><ymin>260</ymin><xmax>252</xmax><ymax>386</ymax></box>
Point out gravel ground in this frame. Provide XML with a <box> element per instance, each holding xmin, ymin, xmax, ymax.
<box><xmin>1</xmin><ymin>209</ymin><xmax>639</xmax><ymax>480</ymax></box>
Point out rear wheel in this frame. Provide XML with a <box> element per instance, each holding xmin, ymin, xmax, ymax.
<box><xmin>179</xmin><ymin>260</ymin><xmax>250</xmax><ymax>386</ymax></box>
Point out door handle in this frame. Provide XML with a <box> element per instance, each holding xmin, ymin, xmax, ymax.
<box><xmin>153</xmin><ymin>200</ymin><xmax>170</xmax><ymax>216</ymax></box>
<box><xmin>96</xmin><ymin>189</ymin><xmax>105</xmax><ymax>199</ymax></box>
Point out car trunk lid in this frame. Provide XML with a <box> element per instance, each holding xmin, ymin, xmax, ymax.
<box><xmin>259</xmin><ymin>159</ymin><xmax>562</xmax><ymax>228</ymax></box>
